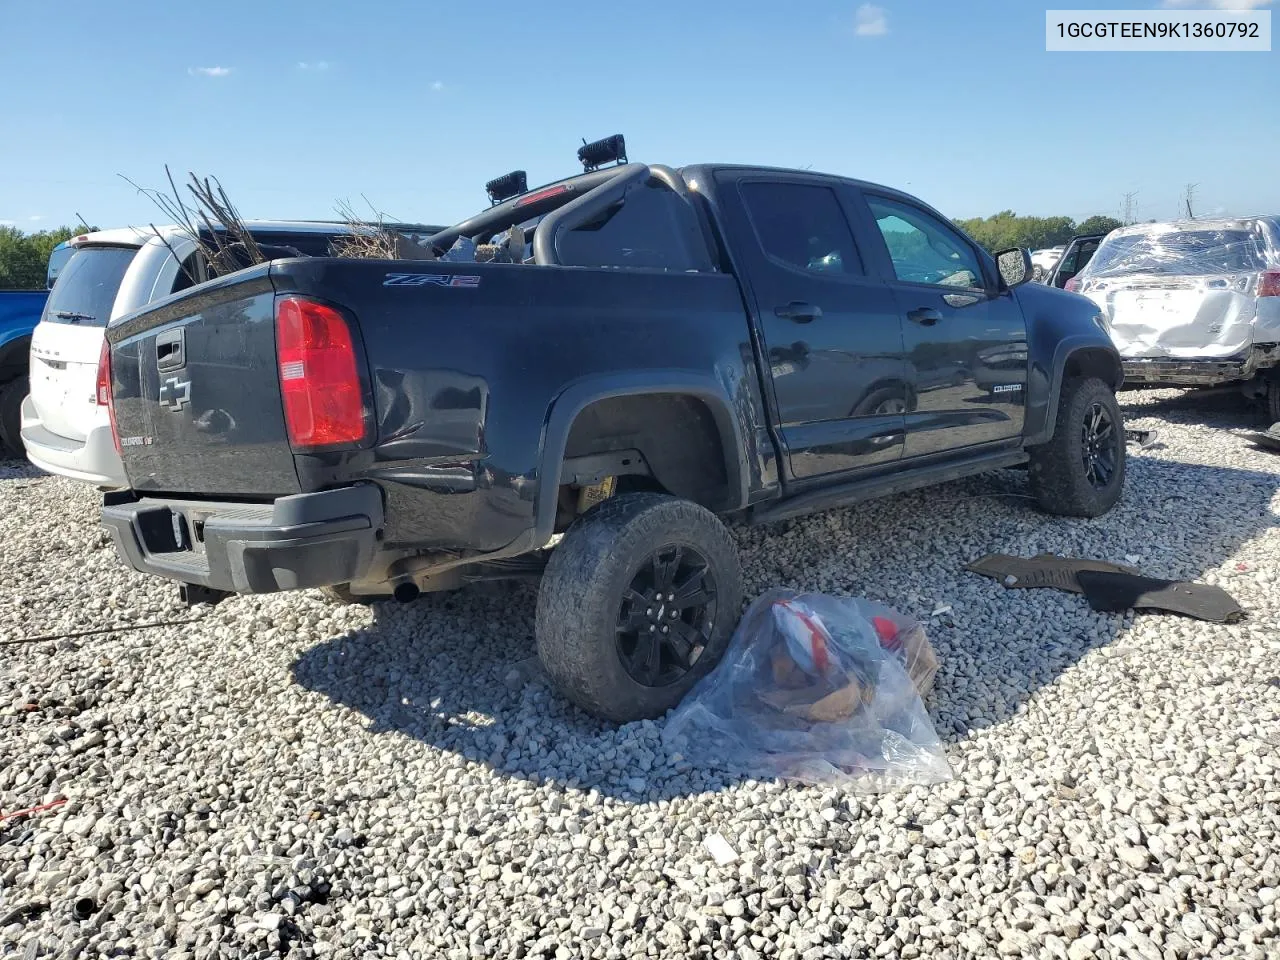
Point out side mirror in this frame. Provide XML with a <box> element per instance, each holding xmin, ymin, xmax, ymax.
<box><xmin>995</xmin><ymin>247</ymin><xmax>1032</xmax><ymax>289</ymax></box>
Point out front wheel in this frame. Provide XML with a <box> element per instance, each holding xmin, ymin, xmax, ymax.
<box><xmin>535</xmin><ymin>493</ymin><xmax>743</xmax><ymax>722</ymax></box>
<box><xmin>1029</xmin><ymin>376</ymin><xmax>1126</xmax><ymax>517</ymax></box>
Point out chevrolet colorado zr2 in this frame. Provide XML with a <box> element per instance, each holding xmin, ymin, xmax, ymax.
<box><xmin>97</xmin><ymin>139</ymin><xmax>1125</xmax><ymax>722</ymax></box>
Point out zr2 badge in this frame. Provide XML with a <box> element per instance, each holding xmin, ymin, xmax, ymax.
<box><xmin>384</xmin><ymin>273</ymin><xmax>481</xmax><ymax>288</ymax></box>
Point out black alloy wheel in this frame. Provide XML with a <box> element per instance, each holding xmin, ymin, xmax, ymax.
<box><xmin>1081</xmin><ymin>401</ymin><xmax>1119</xmax><ymax>489</ymax></box>
<box><xmin>615</xmin><ymin>545</ymin><xmax>718</xmax><ymax>687</ymax></box>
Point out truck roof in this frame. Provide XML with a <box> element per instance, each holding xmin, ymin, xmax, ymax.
<box><xmin>68</xmin><ymin>220</ymin><xmax>360</xmax><ymax>248</ymax></box>
<box><xmin>68</xmin><ymin>219</ymin><xmax>444</xmax><ymax>249</ymax></box>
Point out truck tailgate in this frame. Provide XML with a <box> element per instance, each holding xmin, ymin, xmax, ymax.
<box><xmin>107</xmin><ymin>269</ymin><xmax>302</xmax><ymax>497</ymax></box>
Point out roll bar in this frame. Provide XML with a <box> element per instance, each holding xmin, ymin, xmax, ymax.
<box><xmin>531</xmin><ymin>163</ymin><xmax>651</xmax><ymax>266</ymax></box>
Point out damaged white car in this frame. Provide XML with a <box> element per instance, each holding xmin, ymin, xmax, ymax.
<box><xmin>1075</xmin><ymin>217</ymin><xmax>1280</xmax><ymax>418</ymax></box>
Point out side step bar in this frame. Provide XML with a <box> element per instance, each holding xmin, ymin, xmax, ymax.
<box><xmin>749</xmin><ymin>448</ymin><xmax>1029</xmax><ymax>526</ymax></box>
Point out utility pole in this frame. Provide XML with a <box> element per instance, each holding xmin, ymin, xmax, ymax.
<box><xmin>1122</xmin><ymin>191</ymin><xmax>1138</xmax><ymax>225</ymax></box>
<box><xmin>1183</xmin><ymin>183</ymin><xmax>1198</xmax><ymax>219</ymax></box>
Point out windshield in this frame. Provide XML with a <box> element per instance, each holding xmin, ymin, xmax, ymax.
<box><xmin>1086</xmin><ymin>228</ymin><xmax>1269</xmax><ymax>278</ymax></box>
<box><xmin>41</xmin><ymin>245</ymin><xmax>138</xmax><ymax>327</ymax></box>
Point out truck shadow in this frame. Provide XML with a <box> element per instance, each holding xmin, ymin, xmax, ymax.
<box><xmin>291</xmin><ymin>453</ymin><xmax>1279</xmax><ymax>800</ymax></box>
<box><xmin>1120</xmin><ymin>386</ymin><xmax>1269</xmax><ymax>428</ymax></box>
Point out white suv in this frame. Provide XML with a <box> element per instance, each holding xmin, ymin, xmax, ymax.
<box><xmin>21</xmin><ymin>220</ymin><xmax>439</xmax><ymax>487</ymax></box>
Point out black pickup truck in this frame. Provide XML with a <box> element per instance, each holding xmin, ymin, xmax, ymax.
<box><xmin>99</xmin><ymin>145</ymin><xmax>1124</xmax><ymax>721</ymax></box>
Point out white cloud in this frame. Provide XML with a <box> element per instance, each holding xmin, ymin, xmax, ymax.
<box><xmin>297</xmin><ymin>60</ymin><xmax>330</xmax><ymax>71</ymax></box>
<box><xmin>188</xmin><ymin>66</ymin><xmax>232</xmax><ymax>78</ymax></box>
<box><xmin>28</xmin><ymin>215</ymin><xmax>44</xmax><ymax>221</ymax></box>
<box><xmin>855</xmin><ymin>3</ymin><xmax>889</xmax><ymax>36</ymax></box>
<box><xmin>1162</xmin><ymin>0</ymin><xmax>1271</xmax><ymax>8</ymax></box>
<box><xmin>430</xmin><ymin>80</ymin><xmax>445</xmax><ymax>92</ymax></box>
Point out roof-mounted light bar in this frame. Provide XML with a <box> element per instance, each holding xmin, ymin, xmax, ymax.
<box><xmin>577</xmin><ymin>134</ymin><xmax>627</xmax><ymax>173</ymax></box>
<box><xmin>485</xmin><ymin>170</ymin><xmax>528</xmax><ymax>206</ymax></box>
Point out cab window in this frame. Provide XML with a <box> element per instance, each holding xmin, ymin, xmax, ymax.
<box><xmin>867</xmin><ymin>196</ymin><xmax>985</xmax><ymax>290</ymax></box>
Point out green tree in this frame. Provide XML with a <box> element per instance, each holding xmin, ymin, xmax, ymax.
<box><xmin>0</xmin><ymin>226</ymin><xmax>82</xmax><ymax>289</ymax></box>
<box><xmin>956</xmin><ymin>212</ymin><xmax>1124</xmax><ymax>254</ymax></box>
<box><xmin>1075</xmin><ymin>215</ymin><xmax>1124</xmax><ymax>237</ymax></box>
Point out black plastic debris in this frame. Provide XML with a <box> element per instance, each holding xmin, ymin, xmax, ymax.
<box><xmin>967</xmin><ymin>553</ymin><xmax>1244</xmax><ymax>623</ymax></box>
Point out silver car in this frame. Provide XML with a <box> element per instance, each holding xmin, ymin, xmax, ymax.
<box><xmin>1075</xmin><ymin>216</ymin><xmax>1280</xmax><ymax>418</ymax></box>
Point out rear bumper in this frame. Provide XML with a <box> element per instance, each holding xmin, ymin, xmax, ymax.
<box><xmin>101</xmin><ymin>484</ymin><xmax>384</xmax><ymax>594</ymax></box>
<box><xmin>1121</xmin><ymin>348</ymin><xmax>1277</xmax><ymax>387</ymax></box>
<box><xmin>20</xmin><ymin>394</ymin><xmax>127</xmax><ymax>488</ymax></box>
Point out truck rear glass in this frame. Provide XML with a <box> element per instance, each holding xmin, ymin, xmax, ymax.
<box><xmin>42</xmin><ymin>245</ymin><xmax>138</xmax><ymax>327</ymax></box>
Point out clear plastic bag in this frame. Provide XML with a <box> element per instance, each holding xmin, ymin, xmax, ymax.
<box><xmin>663</xmin><ymin>590</ymin><xmax>952</xmax><ymax>789</ymax></box>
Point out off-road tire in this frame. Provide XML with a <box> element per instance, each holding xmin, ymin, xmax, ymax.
<box><xmin>1029</xmin><ymin>376</ymin><xmax>1126</xmax><ymax>517</ymax></box>
<box><xmin>536</xmin><ymin>492</ymin><xmax>743</xmax><ymax>722</ymax></box>
<box><xmin>0</xmin><ymin>376</ymin><xmax>26</xmax><ymax>457</ymax></box>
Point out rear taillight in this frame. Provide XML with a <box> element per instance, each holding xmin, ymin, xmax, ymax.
<box><xmin>275</xmin><ymin>296</ymin><xmax>367</xmax><ymax>449</ymax></box>
<box><xmin>97</xmin><ymin>339</ymin><xmax>120</xmax><ymax>454</ymax></box>
<box><xmin>1259</xmin><ymin>270</ymin><xmax>1280</xmax><ymax>298</ymax></box>
<box><xmin>1064</xmin><ymin>277</ymin><xmax>1081</xmax><ymax>292</ymax></box>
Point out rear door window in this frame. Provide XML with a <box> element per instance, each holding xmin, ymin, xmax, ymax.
<box><xmin>41</xmin><ymin>246</ymin><xmax>138</xmax><ymax>327</ymax></box>
<box><xmin>556</xmin><ymin>183</ymin><xmax>707</xmax><ymax>271</ymax></box>
<box><xmin>738</xmin><ymin>181</ymin><xmax>864</xmax><ymax>276</ymax></box>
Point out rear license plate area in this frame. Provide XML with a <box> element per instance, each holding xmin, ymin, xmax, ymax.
<box><xmin>134</xmin><ymin>506</ymin><xmax>205</xmax><ymax>556</ymax></box>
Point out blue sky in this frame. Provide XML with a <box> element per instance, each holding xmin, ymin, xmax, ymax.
<box><xmin>1</xmin><ymin>0</ymin><xmax>1275</xmax><ymax>232</ymax></box>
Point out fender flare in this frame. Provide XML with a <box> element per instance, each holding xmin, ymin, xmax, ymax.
<box><xmin>533</xmin><ymin>372</ymin><xmax>748</xmax><ymax>547</ymax></box>
<box><xmin>1026</xmin><ymin>336</ymin><xmax>1123</xmax><ymax>445</ymax></box>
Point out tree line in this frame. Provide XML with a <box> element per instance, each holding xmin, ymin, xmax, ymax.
<box><xmin>0</xmin><ymin>226</ymin><xmax>82</xmax><ymax>289</ymax></box>
<box><xmin>956</xmin><ymin>212</ymin><xmax>1125</xmax><ymax>254</ymax></box>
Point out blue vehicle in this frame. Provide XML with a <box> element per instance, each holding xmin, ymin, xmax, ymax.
<box><xmin>0</xmin><ymin>289</ymin><xmax>48</xmax><ymax>454</ymax></box>
<box><xmin>0</xmin><ymin>241</ymin><xmax>72</xmax><ymax>454</ymax></box>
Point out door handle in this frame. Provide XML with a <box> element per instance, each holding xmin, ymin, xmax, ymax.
<box><xmin>156</xmin><ymin>328</ymin><xmax>186</xmax><ymax>371</ymax></box>
<box><xmin>907</xmin><ymin>307</ymin><xmax>943</xmax><ymax>326</ymax></box>
<box><xmin>775</xmin><ymin>302</ymin><xmax>822</xmax><ymax>323</ymax></box>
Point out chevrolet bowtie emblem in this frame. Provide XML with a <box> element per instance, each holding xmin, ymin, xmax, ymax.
<box><xmin>158</xmin><ymin>376</ymin><xmax>192</xmax><ymax>412</ymax></box>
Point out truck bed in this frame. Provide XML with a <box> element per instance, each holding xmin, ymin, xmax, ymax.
<box><xmin>106</xmin><ymin>255</ymin><xmax>758</xmax><ymax>552</ymax></box>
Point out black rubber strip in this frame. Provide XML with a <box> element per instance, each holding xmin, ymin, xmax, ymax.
<box><xmin>1076</xmin><ymin>571</ymin><xmax>1244</xmax><ymax>623</ymax></box>
<box><xmin>967</xmin><ymin>553</ymin><xmax>1245</xmax><ymax>623</ymax></box>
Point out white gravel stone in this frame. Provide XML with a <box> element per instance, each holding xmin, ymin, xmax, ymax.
<box><xmin>2</xmin><ymin>389</ymin><xmax>1278</xmax><ymax>959</ymax></box>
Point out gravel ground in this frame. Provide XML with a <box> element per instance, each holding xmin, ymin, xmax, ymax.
<box><xmin>1</xmin><ymin>388</ymin><xmax>1278</xmax><ymax>960</ymax></box>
